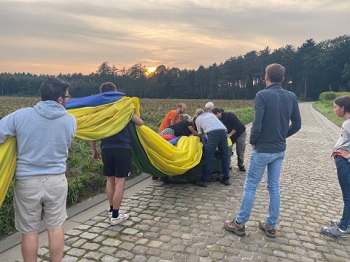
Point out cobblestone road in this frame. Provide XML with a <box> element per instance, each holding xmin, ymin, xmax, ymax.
<box><xmin>24</xmin><ymin>103</ymin><xmax>350</xmax><ymax>261</ymax></box>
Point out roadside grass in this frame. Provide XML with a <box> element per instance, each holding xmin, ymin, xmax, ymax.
<box><xmin>313</xmin><ymin>101</ymin><xmax>342</xmax><ymax>127</ymax></box>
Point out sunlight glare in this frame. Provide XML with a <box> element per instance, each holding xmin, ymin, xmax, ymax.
<box><xmin>147</xmin><ymin>67</ymin><xmax>157</xmax><ymax>73</ymax></box>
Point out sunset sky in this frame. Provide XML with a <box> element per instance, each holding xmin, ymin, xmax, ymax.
<box><xmin>0</xmin><ymin>0</ymin><xmax>349</xmax><ymax>75</ymax></box>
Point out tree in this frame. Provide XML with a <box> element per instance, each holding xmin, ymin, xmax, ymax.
<box><xmin>296</xmin><ymin>39</ymin><xmax>317</xmax><ymax>99</ymax></box>
<box><xmin>342</xmin><ymin>62</ymin><xmax>350</xmax><ymax>88</ymax></box>
<box><xmin>96</xmin><ymin>62</ymin><xmax>113</xmax><ymax>76</ymax></box>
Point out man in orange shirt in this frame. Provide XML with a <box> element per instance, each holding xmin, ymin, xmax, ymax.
<box><xmin>158</xmin><ymin>103</ymin><xmax>187</xmax><ymax>132</ymax></box>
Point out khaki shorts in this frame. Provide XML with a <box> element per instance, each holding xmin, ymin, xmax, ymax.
<box><xmin>14</xmin><ymin>174</ymin><xmax>68</xmax><ymax>234</ymax></box>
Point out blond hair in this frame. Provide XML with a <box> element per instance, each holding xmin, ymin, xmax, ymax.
<box><xmin>179</xmin><ymin>114</ymin><xmax>191</xmax><ymax>121</ymax></box>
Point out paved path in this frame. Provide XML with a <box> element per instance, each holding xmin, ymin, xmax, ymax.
<box><xmin>2</xmin><ymin>102</ymin><xmax>350</xmax><ymax>261</ymax></box>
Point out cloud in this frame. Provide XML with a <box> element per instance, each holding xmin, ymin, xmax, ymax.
<box><xmin>0</xmin><ymin>0</ymin><xmax>349</xmax><ymax>74</ymax></box>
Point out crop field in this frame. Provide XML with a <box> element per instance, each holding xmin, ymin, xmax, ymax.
<box><xmin>0</xmin><ymin>96</ymin><xmax>40</xmax><ymax>116</ymax></box>
<box><xmin>0</xmin><ymin>96</ymin><xmax>254</xmax><ymax>128</ymax></box>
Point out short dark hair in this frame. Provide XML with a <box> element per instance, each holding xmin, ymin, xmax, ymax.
<box><xmin>211</xmin><ymin>107</ymin><xmax>222</xmax><ymax>115</ymax></box>
<box><xmin>266</xmin><ymin>63</ymin><xmax>285</xmax><ymax>83</ymax></box>
<box><xmin>40</xmin><ymin>77</ymin><xmax>69</xmax><ymax>101</ymax></box>
<box><xmin>100</xmin><ymin>82</ymin><xmax>117</xmax><ymax>93</ymax></box>
<box><xmin>334</xmin><ymin>96</ymin><xmax>350</xmax><ymax>113</ymax></box>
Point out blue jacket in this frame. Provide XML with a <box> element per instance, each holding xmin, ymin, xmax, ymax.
<box><xmin>250</xmin><ymin>83</ymin><xmax>301</xmax><ymax>153</ymax></box>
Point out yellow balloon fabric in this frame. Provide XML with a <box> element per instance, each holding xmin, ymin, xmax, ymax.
<box><xmin>67</xmin><ymin>96</ymin><xmax>203</xmax><ymax>176</ymax></box>
<box><xmin>135</xmin><ymin>125</ymin><xmax>202</xmax><ymax>176</ymax></box>
<box><xmin>0</xmin><ymin>136</ymin><xmax>16</xmax><ymax>206</ymax></box>
<box><xmin>0</xmin><ymin>96</ymin><xmax>218</xmax><ymax>205</ymax></box>
<box><xmin>67</xmin><ymin>96</ymin><xmax>140</xmax><ymax>141</ymax></box>
<box><xmin>67</xmin><ymin>97</ymin><xmax>202</xmax><ymax>175</ymax></box>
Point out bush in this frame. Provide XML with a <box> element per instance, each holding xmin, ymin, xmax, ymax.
<box><xmin>319</xmin><ymin>92</ymin><xmax>337</xmax><ymax>101</ymax></box>
<box><xmin>319</xmin><ymin>91</ymin><xmax>350</xmax><ymax>101</ymax></box>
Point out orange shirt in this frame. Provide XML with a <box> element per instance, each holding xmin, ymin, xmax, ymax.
<box><xmin>158</xmin><ymin>110</ymin><xmax>179</xmax><ymax>132</ymax></box>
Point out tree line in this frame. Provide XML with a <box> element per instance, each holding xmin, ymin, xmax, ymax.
<box><xmin>1</xmin><ymin>35</ymin><xmax>350</xmax><ymax>100</ymax></box>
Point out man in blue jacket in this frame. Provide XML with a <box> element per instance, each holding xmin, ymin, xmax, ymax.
<box><xmin>224</xmin><ymin>63</ymin><xmax>301</xmax><ymax>238</ymax></box>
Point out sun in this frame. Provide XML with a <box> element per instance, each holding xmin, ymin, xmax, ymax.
<box><xmin>146</xmin><ymin>67</ymin><xmax>156</xmax><ymax>75</ymax></box>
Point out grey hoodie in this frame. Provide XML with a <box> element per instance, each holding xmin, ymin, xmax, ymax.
<box><xmin>0</xmin><ymin>100</ymin><xmax>76</xmax><ymax>179</ymax></box>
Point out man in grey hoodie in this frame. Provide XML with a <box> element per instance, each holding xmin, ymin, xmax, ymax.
<box><xmin>0</xmin><ymin>77</ymin><xmax>76</xmax><ymax>261</ymax></box>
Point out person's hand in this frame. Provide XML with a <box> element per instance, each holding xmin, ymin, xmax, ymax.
<box><xmin>92</xmin><ymin>150</ymin><xmax>100</xmax><ymax>161</ymax></box>
<box><xmin>338</xmin><ymin>148</ymin><xmax>350</xmax><ymax>159</ymax></box>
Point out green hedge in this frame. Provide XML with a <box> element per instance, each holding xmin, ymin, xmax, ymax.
<box><xmin>319</xmin><ymin>91</ymin><xmax>350</xmax><ymax>101</ymax></box>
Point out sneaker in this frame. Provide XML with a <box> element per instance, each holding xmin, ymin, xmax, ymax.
<box><xmin>110</xmin><ymin>213</ymin><xmax>130</xmax><ymax>225</ymax></box>
<box><xmin>195</xmin><ymin>180</ymin><xmax>208</xmax><ymax>187</ymax></box>
<box><xmin>107</xmin><ymin>208</ymin><xmax>112</xmax><ymax>218</ymax></box>
<box><xmin>321</xmin><ymin>224</ymin><xmax>347</xmax><ymax>238</ymax></box>
<box><xmin>224</xmin><ymin>220</ymin><xmax>246</xmax><ymax>236</ymax></box>
<box><xmin>220</xmin><ymin>179</ymin><xmax>231</xmax><ymax>186</ymax></box>
<box><xmin>259</xmin><ymin>221</ymin><xmax>277</xmax><ymax>238</ymax></box>
<box><xmin>239</xmin><ymin>166</ymin><xmax>246</xmax><ymax>172</ymax></box>
<box><xmin>330</xmin><ymin>220</ymin><xmax>350</xmax><ymax>234</ymax></box>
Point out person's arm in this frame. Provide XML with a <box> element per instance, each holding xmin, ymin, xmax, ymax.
<box><xmin>227</xmin><ymin>129</ymin><xmax>236</xmax><ymax>138</ymax></box>
<box><xmin>170</xmin><ymin>110</ymin><xmax>178</xmax><ymax>125</ymax></box>
<box><xmin>287</xmin><ymin>93</ymin><xmax>301</xmax><ymax>137</ymax></box>
<box><xmin>198</xmin><ymin>133</ymin><xmax>204</xmax><ymax>142</ymax></box>
<box><xmin>250</xmin><ymin>92</ymin><xmax>265</xmax><ymax>146</ymax></box>
<box><xmin>188</xmin><ymin>126</ymin><xmax>199</xmax><ymax>136</ymax></box>
<box><xmin>90</xmin><ymin>141</ymin><xmax>100</xmax><ymax>161</ymax></box>
<box><xmin>131</xmin><ymin>114</ymin><xmax>144</xmax><ymax>126</ymax></box>
<box><xmin>0</xmin><ymin>113</ymin><xmax>16</xmax><ymax>143</ymax></box>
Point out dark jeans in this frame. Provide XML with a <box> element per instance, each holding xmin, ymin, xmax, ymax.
<box><xmin>202</xmin><ymin>129</ymin><xmax>230</xmax><ymax>182</ymax></box>
<box><xmin>334</xmin><ymin>156</ymin><xmax>350</xmax><ymax>231</ymax></box>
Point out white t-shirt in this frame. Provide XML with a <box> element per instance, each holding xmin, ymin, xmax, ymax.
<box><xmin>195</xmin><ymin>112</ymin><xmax>227</xmax><ymax>135</ymax></box>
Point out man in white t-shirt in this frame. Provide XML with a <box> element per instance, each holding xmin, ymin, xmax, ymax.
<box><xmin>194</xmin><ymin>108</ymin><xmax>230</xmax><ymax>187</ymax></box>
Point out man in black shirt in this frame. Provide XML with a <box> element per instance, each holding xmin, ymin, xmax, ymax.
<box><xmin>212</xmin><ymin>107</ymin><xmax>247</xmax><ymax>172</ymax></box>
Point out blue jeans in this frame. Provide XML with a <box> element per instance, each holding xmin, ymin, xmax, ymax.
<box><xmin>202</xmin><ymin>129</ymin><xmax>230</xmax><ymax>182</ymax></box>
<box><xmin>236</xmin><ymin>149</ymin><xmax>285</xmax><ymax>227</ymax></box>
<box><xmin>334</xmin><ymin>156</ymin><xmax>350</xmax><ymax>231</ymax></box>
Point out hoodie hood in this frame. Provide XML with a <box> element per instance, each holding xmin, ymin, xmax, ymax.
<box><xmin>34</xmin><ymin>100</ymin><xmax>67</xmax><ymax>120</ymax></box>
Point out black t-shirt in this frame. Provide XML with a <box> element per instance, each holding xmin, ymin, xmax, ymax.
<box><xmin>169</xmin><ymin>121</ymin><xmax>192</xmax><ymax>136</ymax></box>
<box><xmin>221</xmin><ymin>112</ymin><xmax>246</xmax><ymax>143</ymax></box>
